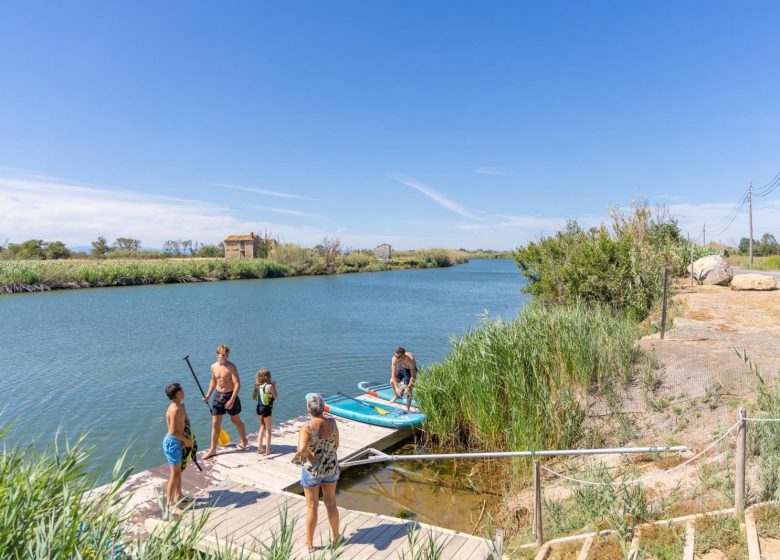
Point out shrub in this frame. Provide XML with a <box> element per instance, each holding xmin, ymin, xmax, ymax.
<box><xmin>514</xmin><ymin>204</ymin><xmax>715</xmax><ymax>321</ymax></box>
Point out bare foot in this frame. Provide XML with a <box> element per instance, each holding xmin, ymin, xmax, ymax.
<box><xmin>264</xmin><ymin>447</ymin><xmax>272</xmax><ymax>455</ymax></box>
<box><xmin>202</xmin><ymin>449</ymin><xmax>217</xmax><ymax>460</ymax></box>
<box><xmin>168</xmin><ymin>506</ymin><xmax>184</xmax><ymax>518</ymax></box>
<box><xmin>237</xmin><ymin>440</ymin><xmax>248</xmax><ymax>451</ymax></box>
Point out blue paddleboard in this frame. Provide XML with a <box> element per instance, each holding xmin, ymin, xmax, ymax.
<box><xmin>306</xmin><ymin>393</ymin><xmax>425</xmax><ymax>429</ymax></box>
<box><xmin>357</xmin><ymin>381</ymin><xmax>419</xmax><ymax>408</ymax></box>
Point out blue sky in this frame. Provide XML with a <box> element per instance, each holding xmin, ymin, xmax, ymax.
<box><xmin>1</xmin><ymin>1</ymin><xmax>778</xmax><ymax>250</ymax></box>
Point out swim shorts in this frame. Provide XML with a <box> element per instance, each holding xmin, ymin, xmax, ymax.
<box><xmin>256</xmin><ymin>403</ymin><xmax>273</xmax><ymax>417</ymax></box>
<box><xmin>213</xmin><ymin>391</ymin><xmax>242</xmax><ymax>416</ymax></box>
<box><xmin>163</xmin><ymin>434</ymin><xmax>183</xmax><ymax>466</ymax></box>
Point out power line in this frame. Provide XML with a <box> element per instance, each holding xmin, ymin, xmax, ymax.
<box><xmin>708</xmin><ymin>191</ymin><xmax>749</xmax><ymax>237</ymax></box>
<box><xmin>753</xmin><ymin>171</ymin><xmax>780</xmax><ymax>197</ymax></box>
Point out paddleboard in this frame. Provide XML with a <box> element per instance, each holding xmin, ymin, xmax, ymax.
<box><xmin>357</xmin><ymin>381</ymin><xmax>419</xmax><ymax>408</ymax></box>
<box><xmin>306</xmin><ymin>393</ymin><xmax>425</xmax><ymax>429</ymax></box>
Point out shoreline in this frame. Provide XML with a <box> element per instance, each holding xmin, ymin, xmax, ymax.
<box><xmin>0</xmin><ymin>255</ymin><xmax>472</xmax><ymax>295</ymax></box>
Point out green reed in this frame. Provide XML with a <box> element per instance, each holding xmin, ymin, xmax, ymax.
<box><xmin>414</xmin><ymin>302</ymin><xmax>641</xmax><ymax>453</ymax></box>
<box><xmin>0</xmin><ymin>258</ymin><xmax>292</xmax><ymax>292</ymax></box>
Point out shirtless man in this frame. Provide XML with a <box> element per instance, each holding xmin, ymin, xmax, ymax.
<box><xmin>202</xmin><ymin>344</ymin><xmax>249</xmax><ymax>459</ymax></box>
<box><xmin>163</xmin><ymin>383</ymin><xmax>193</xmax><ymax>515</ymax></box>
<box><xmin>390</xmin><ymin>346</ymin><xmax>416</xmax><ymax>411</ymax></box>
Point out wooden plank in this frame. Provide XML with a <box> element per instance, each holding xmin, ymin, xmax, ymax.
<box><xmin>359</xmin><ymin>522</ymin><xmax>409</xmax><ymax>559</ymax></box>
<box><xmin>576</xmin><ymin>536</ymin><xmax>593</xmax><ymax>560</ymax></box>
<box><xmin>534</xmin><ymin>543</ymin><xmax>551</xmax><ymax>560</ymax></box>
<box><xmin>745</xmin><ymin>510</ymin><xmax>761</xmax><ymax>560</ymax></box>
<box><xmin>682</xmin><ymin>520</ymin><xmax>695</xmax><ymax>560</ymax></box>
<box><xmin>337</xmin><ymin>517</ymin><xmax>403</xmax><ymax>560</ymax></box>
<box><xmin>450</xmin><ymin>538</ymin><xmax>492</xmax><ymax>560</ymax></box>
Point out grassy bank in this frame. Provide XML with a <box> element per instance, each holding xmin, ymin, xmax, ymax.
<box><xmin>725</xmin><ymin>254</ymin><xmax>780</xmax><ymax>271</ymax></box>
<box><xmin>0</xmin><ymin>259</ymin><xmax>292</xmax><ymax>293</ymax></box>
<box><xmin>0</xmin><ymin>248</ymin><xmax>469</xmax><ymax>294</ymax></box>
<box><xmin>415</xmin><ymin>302</ymin><xmax>642</xmax><ymax>453</ymax></box>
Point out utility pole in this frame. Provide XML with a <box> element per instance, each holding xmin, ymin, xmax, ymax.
<box><xmin>703</xmin><ymin>224</ymin><xmax>706</xmax><ymax>246</ymax></box>
<box><xmin>748</xmin><ymin>183</ymin><xmax>753</xmax><ymax>269</ymax></box>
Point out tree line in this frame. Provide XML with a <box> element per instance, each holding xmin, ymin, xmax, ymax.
<box><xmin>737</xmin><ymin>233</ymin><xmax>779</xmax><ymax>257</ymax></box>
<box><xmin>0</xmin><ymin>237</ymin><xmax>224</xmax><ymax>260</ymax></box>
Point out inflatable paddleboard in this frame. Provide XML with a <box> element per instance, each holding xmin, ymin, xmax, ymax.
<box><xmin>306</xmin><ymin>393</ymin><xmax>425</xmax><ymax>429</ymax></box>
<box><xmin>357</xmin><ymin>381</ymin><xmax>419</xmax><ymax>408</ymax></box>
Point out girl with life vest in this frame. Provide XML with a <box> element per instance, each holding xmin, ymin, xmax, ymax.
<box><xmin>252</xmin><ymin>369</ymin><xmax>278</xmax><ymax>455</ymax></box>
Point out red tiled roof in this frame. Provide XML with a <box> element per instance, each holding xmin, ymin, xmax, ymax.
<box><xmin>224</xmin><ymin>234</ymin><xmax>257</xmax><ymax>242</ymax></box>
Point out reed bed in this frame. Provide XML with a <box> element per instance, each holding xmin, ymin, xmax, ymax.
<box><xmin>0</xmin><ymin>259</ymin><xmax>292</xmax><ymax>293</ymax></box>
<box><xmin>414</xmin><ymin>302</ymin><xmax>641</xmax><ymax>453</ymax></box>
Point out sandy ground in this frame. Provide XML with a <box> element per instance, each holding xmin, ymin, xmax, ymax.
<box><xmin>507</xmin><ymin>282</ymin><xmax>780</xmax><ymax>545</ymax></box>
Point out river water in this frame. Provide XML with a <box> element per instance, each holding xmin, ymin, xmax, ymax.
<box><xmin>0</xmin><ymin>258</ymin><xmax>526</xmax><ymax>525</ymax></box>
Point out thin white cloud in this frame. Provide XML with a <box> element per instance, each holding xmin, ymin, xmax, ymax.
<box><xmin>653</xmin><ymin>194</ymin><xmax>686</xmax><ymax>201</ymax></box>
<box><xmin>494</xmin><ymin>214</ymin><xmax>567</xmax><ymax>229</ymax></box>
<box><xmin>249</xmin><ymin>205</ymin><xmax>323</xmax><ymax>219</ymax></box>
<box><xmin>475</xmin><ymin>167</ymin><xmax>509</xmax><ymax>176</ymax></box>
<box><xmin>214</xmin><ymin>182</ymin><xmax>310</xmax><ymax>200</ymax></box>
<box><xmin>0</xmin><ymin>173</ymin><xmax>326</xmax><ymax>247</ymax></box>
<box><xmin>389</xmin><ymin>174</ymin><xmax>481</xmax><ymax>220</ymax></box>
<box><xmin>456</xmin><ymin>224</ymin><xmax>490</xmax><ymax>231</ymax></box>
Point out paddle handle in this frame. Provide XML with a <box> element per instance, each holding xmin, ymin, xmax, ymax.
<box><xmin>183</xmin><ymin>355</ymin><xmax>214</xmax><ymax>415</ymax></box>
<box><xmin>337</xmin><ymin>392</ymin><xmax>388</xmax><ymax>412</ymax></box>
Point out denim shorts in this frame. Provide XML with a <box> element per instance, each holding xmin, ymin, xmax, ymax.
<box><xmin>301</xmin><ymin>468</ymin><xmax>340</xmax><ymax>488</ymax></box>
<box><xmin>163</xmin><ymin>434</ymin><xmax>182</xmax><ymax>466</ymax></box>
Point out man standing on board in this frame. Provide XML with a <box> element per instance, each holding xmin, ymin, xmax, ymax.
<box><xmin>390</xmin><ymin>346</ymin><xmax>416</xmax><ymax>411</ymax></box>
<box><xmin>202</xmin><ymin>344</ymin><xmax>249</xmax><ymax>459</ymax></box>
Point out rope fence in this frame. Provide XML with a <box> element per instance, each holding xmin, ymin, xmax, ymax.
<box><xmin>530</xmin><ymin>409</ymin><xmax>780</xmax><ymax>547</ymax></box>
<box><xmin>539</xmin><ymin>418</ymin><xmax>742</xmax><ymax>487</ymax></box>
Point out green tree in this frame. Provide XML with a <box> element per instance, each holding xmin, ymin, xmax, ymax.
<box><xmin>759</xmin><ymin>233</ymin><xmax>778</xmax><ymax>256</ymax></box>
<box><xmin>192</xmin><ymin>243</ymin><xmax>224</xmax><ymax>257</ymax></box>
<box><xmin>113</xmin><ymin>237</ymin><xmax>141</xmax><ymax>251</ymax></box>
<box><xmin>6</xmin><ymin>239</ymin><xmax>46</xmax><ymax>259</ymax></box>
<box><xmin>43</xmin><ymin>241</ymin><xmax>71</xmax><ymax>260</ymax></box>
<box><xmin>91</xmin><ymin>236</ymin><xmax>111</xmax><ymax>257</ymax></box>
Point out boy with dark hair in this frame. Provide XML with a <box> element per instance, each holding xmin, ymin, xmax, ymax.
<box><xmin>163</xmin><ymin>382</ymin><xmax>193</xmax><ymax>516</ymax></box>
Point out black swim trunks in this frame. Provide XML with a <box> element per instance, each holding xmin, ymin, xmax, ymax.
<box><xmin>256</xmin><ymin>403</ymin><xmax>273</xmax><ymax>418</ymax></box>
<box><xmin>212</xmin><ymin>391</ymin><xmax>242</xmax><ymax>416</ymax></box>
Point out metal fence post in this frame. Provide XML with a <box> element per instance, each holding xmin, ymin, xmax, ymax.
<box><xmin>660</xmin><ymin>266</ymin><xmax>668</xmax><ymax>340</ymax></box>
<box><xmin>534</xmin><ymin>460</ymin><xmax>543</xmax><ymax>547</ymax></box>
<box><xmin>735</xmin><ymin>407</ymin><xmax>746</xmax><ymax>518</ymax></box>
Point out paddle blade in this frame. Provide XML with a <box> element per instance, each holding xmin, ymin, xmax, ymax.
<box><xmin>218</xmin><ymin>429</ymin><xmax>231</xmax><ymax>446</ymax></box>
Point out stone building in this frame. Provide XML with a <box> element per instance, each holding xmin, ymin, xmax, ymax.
<box><xmin>373</xmin><ymin>243</ymin><xmax>392</xmax><ymax>260</ymax></box>
<box><xmin>224</xmin><ymin>233</ymin><xmax>262</xmax><ymax>259</ymax></box>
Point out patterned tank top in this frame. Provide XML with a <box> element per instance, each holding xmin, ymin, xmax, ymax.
<box><xmin>304</xmin><ymin>418</ymin><xmax>339</xmax><ymax>478</ymax></box>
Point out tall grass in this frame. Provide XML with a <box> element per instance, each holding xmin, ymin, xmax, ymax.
<box><xmin>0</xmin><ymin>259</ymin><xmax>292</xmax><ymax>293</ymax></box>
<box><xmin>414</xmin><ymin>303</ymin><xmax>641</xmax><ymax>452</ymax></box>
<box><xmin>725</xmin><ymin>254</ymin><xmax>780</xmax><ymax>271</ymax></box>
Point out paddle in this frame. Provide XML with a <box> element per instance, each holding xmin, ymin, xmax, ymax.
<box><xmin>337</xmin><ymin>392</ymin><xmax>391</xmax><ymax>415</ymax></box>
<box><xmin>183</xmin><ymin>355</ymin><xmax>231</xmax><ymax>446</ymax></box>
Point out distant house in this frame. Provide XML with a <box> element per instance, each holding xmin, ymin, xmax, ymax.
<box><xmin>224</xmin><ymin>233</ymin><xmax>262</xmax><ymax>259</ymax></box>
<box><xmin>374</xmin><ymin>243</ymin><xmax>392</xmax><ymax>260</ymax></box>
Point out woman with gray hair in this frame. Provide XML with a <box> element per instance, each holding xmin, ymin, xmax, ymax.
<box><xmin>297</xmin><ymin>393</ymin><xmax>340</xmax><ymax>553</ymax></box>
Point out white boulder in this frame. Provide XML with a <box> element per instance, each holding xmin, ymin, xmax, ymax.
<box><xmin>730</xmin><ymin>273</ymin><xmax>778</xmax><ymax>291</ymax></box>
<box><xmin>688</xmin><ymin>255</ymin><xmax>734</xmax><ymax>286</ymax></box>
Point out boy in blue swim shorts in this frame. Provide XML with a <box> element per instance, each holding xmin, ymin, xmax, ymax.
<box><xmin>163</xmin><ymin>383</ymin><xmax>193</xmax><ymax>516</ymax></box>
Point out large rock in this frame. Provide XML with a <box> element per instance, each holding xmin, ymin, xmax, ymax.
<box><xmin>730</xmin><ymin>273</ymin><xmax>778</xmax><ymax>291</ymax></box>
<box><xmin>688</xmin><ymin>255</ymin><xmax>734</xmax><ymax>285</ymax></box>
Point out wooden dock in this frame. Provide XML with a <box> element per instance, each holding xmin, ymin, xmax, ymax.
<box><xmin>110</xmin><ymin>397</ymin><xmax>496</xmax><ymax>558</ymax></box>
